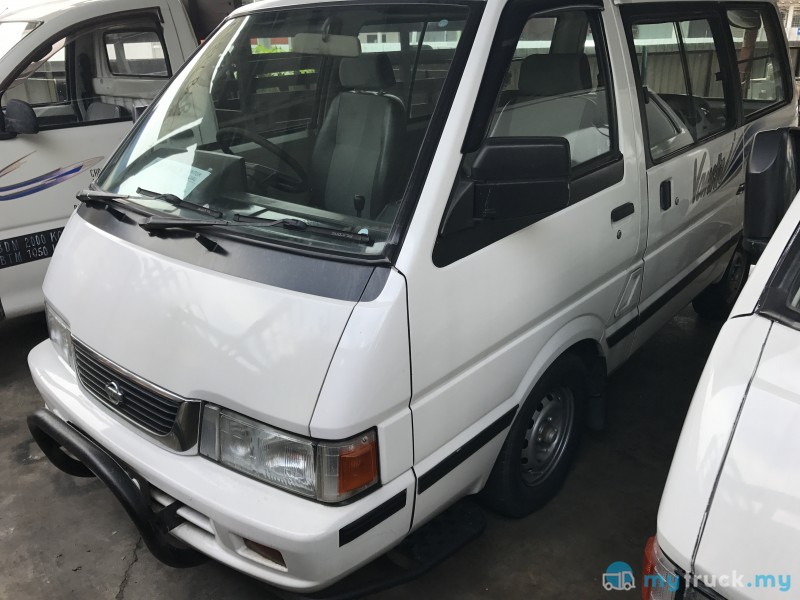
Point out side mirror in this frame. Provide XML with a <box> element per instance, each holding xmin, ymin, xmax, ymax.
<box><xmin>743</xmin><ymin>127</ymin><xmax>800</xmax><ymax>263</ymax></box>
<box><xmin>4</xmin><ymin>99</ymin><xmax>39</xmax><ymax>135</ymax></box>
<box><xmin>440</xmin><ymin>137</ymin><xmax>571</xmax><ymax>235</ymax></box>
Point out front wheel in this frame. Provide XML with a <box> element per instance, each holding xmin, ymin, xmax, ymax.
<box><xmin>692</xmin><ymin>245</ymin><xmax>749</xmax><ymax>321</ymax></box>
<box><xmin>480</xmin><ymin>354</ymin><xmax>587</xmax><ymax>518</ymax></box>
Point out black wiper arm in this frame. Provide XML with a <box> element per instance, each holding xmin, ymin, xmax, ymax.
<box><xmin>233</xmin><ymin>213</ymin><xmax>373</xmax><ymax>245</ymax></box>
<box><xmin>136</xmin><ymin>187</ymin><xmax>223</xmax><ymax>219</ymax></box>
<box><xmin>76</xmin><ymin>189</ymin><xmax>133</xmax><ymax>222</ymax></box>
<box><xmin>140</xmin><ymin>216</ymin><xmax>313</xmax><ymax>233</ymax></box>
<box><xmin>139</xmin><ymin>214</ymin><xmax>374</xmax><ymax>246</ymax></box>
<box><xmin>139</xmin><ymin>217</ymin><xmax>228</xmax><ymax>232</ymax></box>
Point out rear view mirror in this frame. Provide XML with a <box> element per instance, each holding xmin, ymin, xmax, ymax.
<box><xmin>440</xmin><ymin>137</ymin><xmax>571</xmax><ymax>235</ymax></box>
<box><xmin>728</xmin><ymin>9</ymin><xmax>762</xmax><ymax>30</ymax></box>
<box><xmin>743</xmin><ymin>127</ymin><xmax>800</xmax><ymax>262</ymax></box>
<box><xmin>292</xmin><ymin>33</ymin><xmax>360</xmax><ymax>57</ymax></box>
<box><xmin>4</xmin><ymin>99</ymin><xmax>39</xmax><ymax>135</ymax></box>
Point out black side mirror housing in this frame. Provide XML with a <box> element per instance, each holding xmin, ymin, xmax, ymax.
<box><xmin>4</xmin><ymin>99</ymin><xmax>39</xmax><ymax>136</ymax></box>
<box><xmin>743</xmin><ymin>127</ymin><xmax>800</xmax><ymax>263</ymax></box>
<box><xmin>440</xmin><ymin>136</ymin><xmax>571</xmax><ymax>236</ymax></box>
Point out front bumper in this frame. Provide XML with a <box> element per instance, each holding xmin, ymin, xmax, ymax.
<box><xmin>28</xmin><ymin>340</ymin><xmax>415</xmax><ymax>592</ymax></box>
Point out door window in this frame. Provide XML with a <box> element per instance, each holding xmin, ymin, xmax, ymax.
<box><xmin>728</xmin><ymin>7</ymin><xmax>789</xmax><ymax>118</ymax></box>
<box><xmin>628</xmin><ymin>16</ymin><xmax>732</xmax><ymax>161</ymax></box>
<box><xmin>1</xmin><ymin>15</ymin><xmax>168</xmax><ymax>130</ymax></box>
<box><xmin>488</xmin><ymin>11</ymin><xmax>615</xmax><ymax>170</ymax></box>
<box><xmin>3</xmin><ymin>40</ymin><xmax>67</xmax><ymax>107</ymax></box>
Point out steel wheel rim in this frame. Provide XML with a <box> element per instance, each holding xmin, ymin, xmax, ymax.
<box><xmin>520</xmin><ymin>386</ymin><xmax>575</xmax><ymax>486</ymax></box>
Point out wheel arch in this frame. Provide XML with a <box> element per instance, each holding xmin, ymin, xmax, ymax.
<box><xmin>516</xmin><ymin>315</ymin><xmax>608</xmax><ymax>431</ymax></box>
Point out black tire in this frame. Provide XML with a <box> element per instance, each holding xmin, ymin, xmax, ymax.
<box><xmin>481</xmin><ymin>354</ymin><xmax>587</xmax><ymax>518</ymax></box>
<box><xmin>692</xmin><ymin>245</ymin><xmax>749</xmax><ymax>321</ymax></box>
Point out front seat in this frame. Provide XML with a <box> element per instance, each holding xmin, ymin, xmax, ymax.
<box><xmin>491</xmin><ymin>53</ymin><xmax>595</xmax><ymax>137</ymax></box>
<box><xmin>310</xmin><ymin>53</ymin><xmax>404</xmax><ymax>219</ymax></box>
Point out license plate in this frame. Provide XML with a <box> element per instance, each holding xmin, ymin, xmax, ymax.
<box><xmin>0</xmin><ymin>228</ymin><xmax>63</xmax><ymax>270</ymax></box>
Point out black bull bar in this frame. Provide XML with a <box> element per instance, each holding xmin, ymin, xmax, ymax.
<box><xmin>27</xmin><ymin>409</ymin><xmax>206</xmax><ymax>568</ymax></box>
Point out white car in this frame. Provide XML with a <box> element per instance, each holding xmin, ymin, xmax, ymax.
<box><xmin>644</xmin><ymin>128</ymin><xmax>800</xmax><ymax>599</ymax></box>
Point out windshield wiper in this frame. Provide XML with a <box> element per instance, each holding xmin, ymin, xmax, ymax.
<box><xmin>136</xmin><ymin>187</ymin><xmax>223</xmax><ymax>218</ymax></box>
<box><xmin>140</xmin><ymin>214</ymin><xmax>373</xmax><ymax>245</ymax></box>
<box><xmin>233</xmin><ymin>213</ymin><xmax>374</xmax><ymax>245</ymax></box>
<box><xmin>77</xmin><ymin>188</ymin><xmax>223</xmax><ymax>221</ymax></box>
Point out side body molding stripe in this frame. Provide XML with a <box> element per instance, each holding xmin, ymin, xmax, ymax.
<box><xmin>417</xmin><ymin>407</ymin><xmax>517</xmax><ymax>495</ymax></box>
<box><xmin>338</xmin><ymin>490</ymin><xmax>408</xmax><ymax>547</ymax></box>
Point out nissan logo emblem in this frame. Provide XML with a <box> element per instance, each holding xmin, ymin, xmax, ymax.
<box><xmin>104</xmin><ymin>381</ymin><xmax>124</xmax><ymax>406</ymax></box>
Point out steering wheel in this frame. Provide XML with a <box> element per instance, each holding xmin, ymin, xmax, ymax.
<box><xmin>216</xmin><ymin>127</ymin><xmax>308</xmax><ymax>194</ymax></box>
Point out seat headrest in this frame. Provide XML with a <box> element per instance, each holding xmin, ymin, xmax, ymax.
<box><xmin>339</xmin><ymin>53</ymin><xmax>396</xmax><ymax>91</ymax></box>
<box><xmin>518</xmin><ymin>53</ymin><xmax>591</xmax><ymax>96</ymax></box>
<box><xmin>87</xmin><ymin>101</ymin><xmax>124</xmax><ymax>121</ymax></box>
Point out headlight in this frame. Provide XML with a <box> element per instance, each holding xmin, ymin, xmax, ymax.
<box><xmin>45</xmin><ymin>303</ymin><xmax>75</xmax><ymax>369</ymax></box>
<box><xmin>199</xmin><ymin>406</ymin><xmax>379</xmax><ymax>503</ymax></box>
<box><xmin>642</xmin><ymin>536</ymin><xmax>684</xmax><ymax>599</ymax></box>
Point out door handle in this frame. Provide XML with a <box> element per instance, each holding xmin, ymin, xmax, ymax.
<box><xmin>660</xmin><ymin>180</ymin><xmax>672</xmax><ymax>210</ymax></box>
<box><xmin>737</xmin><ymin>182</ymin><xmax>746</xmax><ymax>195</ymax></box>
<box><xmin>611</xmin><ymin>202</ymin><xmax>635</xmax><ymax>223</ymax></box>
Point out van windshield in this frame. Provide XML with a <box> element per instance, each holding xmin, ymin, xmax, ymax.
<box><xmin>96</xmin><ymin>4</ymin><xmax>473</xmax><ymax>257</ymax></box>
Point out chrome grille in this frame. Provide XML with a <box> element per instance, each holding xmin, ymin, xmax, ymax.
<box><xmin>73</xmin><ymin>338</ymin><xmax>200</xmax><ymax>452</ymax></box>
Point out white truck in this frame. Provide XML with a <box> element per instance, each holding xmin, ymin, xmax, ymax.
<box><xmin>0</xmin><ymin>0</ymin><xmax>242</xmax><ymax>321</ymax></box>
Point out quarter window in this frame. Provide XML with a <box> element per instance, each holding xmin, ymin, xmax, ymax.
<box><xmin>488</xmin><ymin>11</ymin><xmax>615</xmax><ymax>169</ymax></box>
<box><xmin>728</xmin><ymin>7</ymin><xmax>788</xmax><ymax>118</ymax></box>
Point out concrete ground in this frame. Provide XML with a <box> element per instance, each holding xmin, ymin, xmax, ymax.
<box><xmin>1</xmin><ymin>308</ymin><xmax>722</xmax><ymax>599</ymax></box>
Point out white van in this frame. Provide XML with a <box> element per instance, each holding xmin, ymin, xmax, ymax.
<box><xmin>0</xmin><ymin>0</ymin><xmax>241</xmax><ymax>321</ymax></box>
<box><xmin>642</xmin><ymin>127</ymin><xmax>800</xmax><ymax>600</ymax></box>
<box><xmin>24</xmin><ymin>0</ymin><xmax>797</xmax><ymax>592</ymax></box>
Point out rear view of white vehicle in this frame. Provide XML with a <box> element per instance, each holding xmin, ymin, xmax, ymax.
<box><xmin>0</xmin><ymin>0</ymin><xmax>241</xmax><ymax>321</ymax></box>
<box><xmin>23</xmin><ymin>0</ymin><xmax>797</xmax><ymax>594</ymax></box>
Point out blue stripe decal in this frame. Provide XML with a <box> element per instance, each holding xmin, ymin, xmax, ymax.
<box><xmin>0</xmin><ymin>153</ymin><xmax>103</xmax><ymax>201</ymax></box>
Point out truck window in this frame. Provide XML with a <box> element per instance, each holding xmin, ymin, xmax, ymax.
<box><xmin>627</xmin><ymin>16</ymin><xmax>733</xmax><ymax>161</ymax></box>
<box><xmin>728</xmin><ymin>7</ymin><xmax>789</xmax><ymax>119</ymax></box>
<box><xmin>488</xmin><ymin>10</ymin><xmax>616</xmax><ymax>170</ymax></box>
<box><xmin>1</xmin><ymin>15</ymin><xmax>169</xmax><ymax>130</ymax></box>
<box><xmin>3</xmin><ymin>40</ymin><xmax>67</xmax><ymax>108</ymax></box>
<box><xmin>104</xmin><ymin>30</ymin><xmax>170</xmax><ymax>78</ymax></box>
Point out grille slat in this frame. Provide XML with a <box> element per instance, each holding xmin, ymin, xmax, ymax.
<box><xmin>76</xmin><ymin>354</ymin><xmax>179</xmax><ymax>421</ymax></box>
<box><xmin>74</xmin><ymin>340</ymin><xmax>184</xmax><ymax>436</ymax></box>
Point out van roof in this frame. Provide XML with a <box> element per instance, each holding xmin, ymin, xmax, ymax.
<box><xmin>231</xmin><ymin>0</ymin><xmax>777</xmax><ymax>18</ymax></box>
<box><xmin>0</xmin><ymin>0</ymin><xmax>155</xmax><ymax>23</ymax></box>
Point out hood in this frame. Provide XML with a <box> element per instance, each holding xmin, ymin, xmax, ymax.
<box><xmin>692</xmin><ymin>320</ymin><xmax>800</xmax><ymax>598</ymax></box>
<box><xmin>43</xmin><ymin>211</ymin><xmax>358</xmax><ymax>436</ymax></box>
<box><xmin>656</xmin><ymin>315</ymin><xmax>772</xmax><ymax>572</ymax></box>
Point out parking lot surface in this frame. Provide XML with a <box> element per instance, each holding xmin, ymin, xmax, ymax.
<box><xmin>1</xmin><ymin>308</ymin><xmax>722</xmax><ymax>599</ymax></box>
